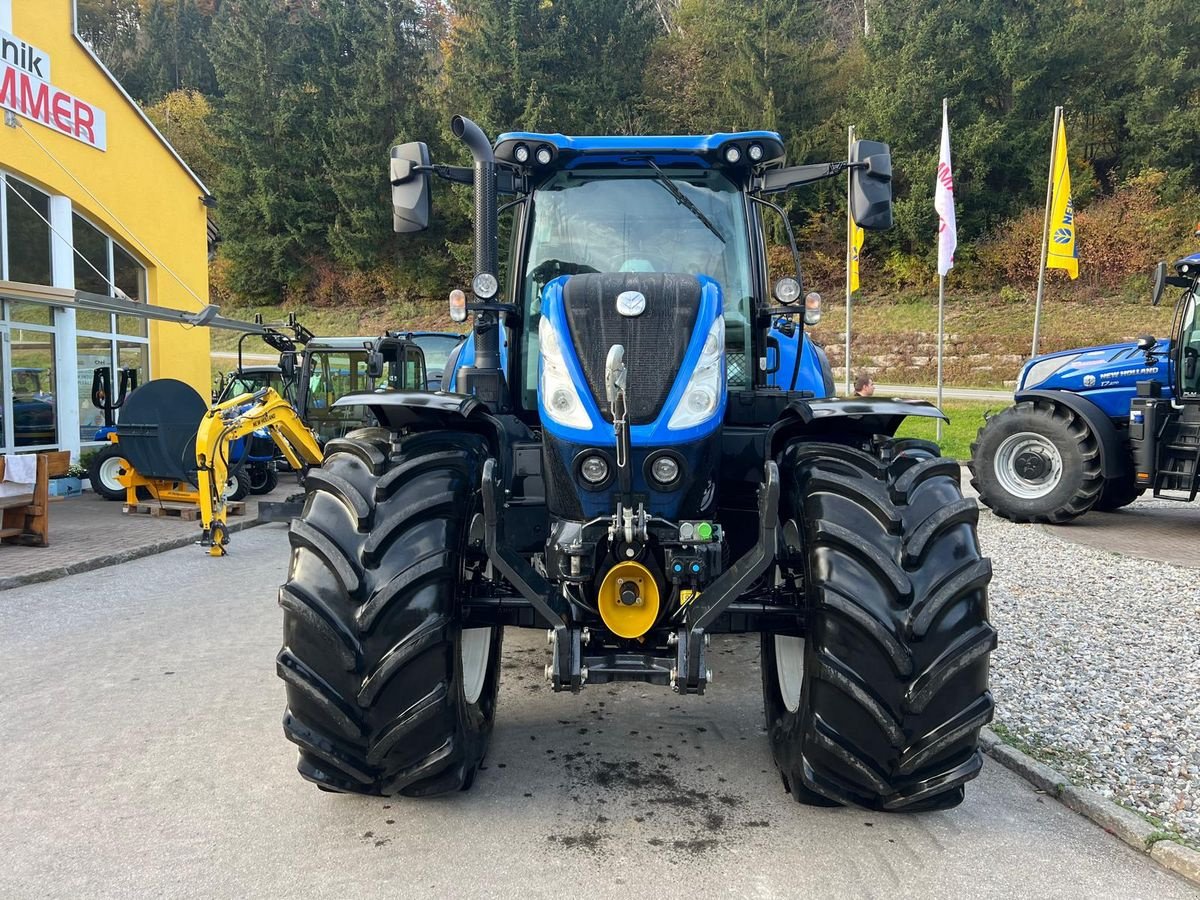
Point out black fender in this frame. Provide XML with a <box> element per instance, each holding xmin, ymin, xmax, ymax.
<box><xmin>333</xmin><ymin>390</ymin><xmax>534</xmax><ymax>484</ymax></box>
<box><xmin>768</xmin><ymin>397</ymin><xmax>946</xmax><ymax>458</ymax></box>
<box><xmin>1014</xmin><ymin>389</ymin><xmax>1129</xmax><ymax>480</ymax></box>
<box><xmin>335</xmin><ymin>389</ymin><xmax>486</xmax><ymax>432</ymax></box>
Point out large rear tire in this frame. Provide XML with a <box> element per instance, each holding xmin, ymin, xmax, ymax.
<box><xmin>277</xmin><ymin>429</ymin><xmax>503</xmax><ymax>796</ymax></box>
<box><xmin>968</xmin><ymin>399</ymin><xmax>1102</xmax><ymax>523</ymax></box>
<box><xmin>765</xmin><ymin>441</ymin><xmax>995</xmax><ymax>811</ymax></box>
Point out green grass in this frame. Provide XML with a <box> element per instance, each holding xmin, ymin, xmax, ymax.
<box><xmin>894</xmin><ymin>399</ymin><xmax>1010</xmax><ymax>461</ymax></box>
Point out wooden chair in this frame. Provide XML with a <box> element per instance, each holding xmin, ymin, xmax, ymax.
<box><xmin>0</xmin><ymin>451</ymin><xmax>70</xmax><ymax>547</ymax></box>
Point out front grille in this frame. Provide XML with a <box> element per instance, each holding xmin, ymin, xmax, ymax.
<box><xmin>562</xmin><ymin>273</ymin><xmax>701</xmax><ymax>425</ymax></box>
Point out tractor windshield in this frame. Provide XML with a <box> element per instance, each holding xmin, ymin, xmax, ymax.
<box><xmin>1177</xmin><ymin>290</ymin><xmax>1200</xmax><ymax>398</ymax></box>
<box><xmin>518</xmin><ymin>168</ymin><xmax>752</xmax><ymax>411</ymax></box>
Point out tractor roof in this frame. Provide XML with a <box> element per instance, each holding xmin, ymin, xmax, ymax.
<box><xmin>494</xmin><ymin>131</ymin><xmax>787</xmax><ymax>175</ymax></box>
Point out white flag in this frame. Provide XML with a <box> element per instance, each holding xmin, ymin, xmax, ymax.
<box><xmin>935</xmin><ymin>101</ymin><xmax>957</xmax><ymax>277</ymax></box>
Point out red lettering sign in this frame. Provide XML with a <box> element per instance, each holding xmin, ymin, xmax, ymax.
<box><xmin>0</xmin><ymin>61</ymin><xmax>106</xmax><ymax>150</ymax></box>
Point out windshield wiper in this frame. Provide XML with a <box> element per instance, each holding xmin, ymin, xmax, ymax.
<box><xmin>641</xmin><ymin>158</ymin><xmax>726</xmax><ymax>244</ymax></box>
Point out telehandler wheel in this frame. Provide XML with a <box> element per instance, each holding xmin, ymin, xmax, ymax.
<box><xmin>765</xmin><ymin>441</ymin><xmax>995</xmax><ymax>811</ymax></box>
<box><xmin>277</xmin><ymin>429</ymin><xmax>503</xmax><ymax>796</ymax></box>
<box><xmin>968</xmin><ymin>399</ymin><xmax>1103</xmax><ymax>523</ymax></box>
<box><xmin>1092</xmin><ymin>477</ymin><xmax>1144</xmax><ymax>512</ymax></box>
<box><xmin>88</xmin><ymin>443</ymin><xmax>131</xmax><ymax>501</ymax></box>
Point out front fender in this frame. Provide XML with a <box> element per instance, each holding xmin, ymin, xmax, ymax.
<box><xmin>1014</xmin><ymin>389</ymin><xmax>1128</xmax><ymax>479</ymax></box>
<box><xmin>334</xmin><ymin>390</ymin><xmax>487</xmax><ymax>432</ymax></box>
<box><xmin>768</xmin><ymin>397</ymin><xmax>946</xmax><ymax>458</ymax></box>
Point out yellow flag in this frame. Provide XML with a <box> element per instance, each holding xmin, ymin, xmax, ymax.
<box><xmin>1046</xmin><ymin>118</ymin><xmax>1079</xmax><ymax>279</ymax></box>
<box><xmin>850</xmin><ymin>224</ymin><xmax>865</xmax><ymax>292</ymax></box>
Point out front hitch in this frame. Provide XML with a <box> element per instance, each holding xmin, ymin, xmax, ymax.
<box><xmin>678</xmin><ymin>460</ymin><xmax>780</xmax><ymax>693</ymax></box>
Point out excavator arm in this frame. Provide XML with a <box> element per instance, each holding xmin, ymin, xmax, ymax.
<box><xmin>195</xmin><ymin>387</ymin><xmax>323</xmax><ymax>556</ymax></box>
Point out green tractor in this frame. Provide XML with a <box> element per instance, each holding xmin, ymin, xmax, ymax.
<box><xmin>276</xmin><ymin>117</ymin><xmax>995</xmax><ymax>811</ymax></box>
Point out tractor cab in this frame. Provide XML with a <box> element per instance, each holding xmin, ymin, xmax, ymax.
<box><xmin>296</xmin><ymin>334</ymin><xmax>429</xmax><ymax>444</ymax></box>
<box><xmin>1131</xmin><ymin>254</ymin><xmax>1200</xmax><ymax>498</ymax></box>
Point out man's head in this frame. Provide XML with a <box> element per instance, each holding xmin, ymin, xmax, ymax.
<box><xmin>854</xmin><ymin>373</ymin><xmax>875</xmax><ymax>396</ymax></box>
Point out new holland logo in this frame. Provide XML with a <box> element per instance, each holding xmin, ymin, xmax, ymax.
<box><xmin>1083</xmin><ymin>374</ymin><xmax>1096</xmax><ymax>387</ymax></box>
<box><xmin>616</xmin><ymin>290</ymin><xmax>646</xmax><ymax>317</ymax></box>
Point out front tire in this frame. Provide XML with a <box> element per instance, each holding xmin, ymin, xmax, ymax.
<box><xmin>969</xmin><ymin>400</ymin><xmax>1103</xmax><ymax>523</ymax></box>
<box><xmin>766</xmin><ymin>441</ymin><xmax>995</xmax><ymax>811</ymax></box>
<box><xmin>277</xmin><ymin>429</ymin><xmax>503</xmax><ymax>796</ymax></box>
<box><xmin>88</xmin><ymin>444</ymin><xmax>131</xmax><ymax>501</ymax></box>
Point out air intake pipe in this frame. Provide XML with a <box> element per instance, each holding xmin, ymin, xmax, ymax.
<box><xmin>452</xmin><ymin>115</ymin><xmax>502</xmax><ymax>376</ymax></box>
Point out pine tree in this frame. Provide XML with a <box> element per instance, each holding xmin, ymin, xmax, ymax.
<box><xmin>209</xmin><ymin>0</ymin><xmax>331</xmax><ymax>296</ymax></box>
<box><xmin>314</xmin><ymin>0</ymin><xmax>436</xmax><ymax>269</ymax></box>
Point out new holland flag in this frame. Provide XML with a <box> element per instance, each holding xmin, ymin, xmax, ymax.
<box><xmin>1047</xmin><ymin>119</ymin><xmax>1079</xmax><ymax>279</ymax></box>
<box><xmin>850</xmin><ymin>224</ymin><xmax>864</xmax><ymax>292</ymax></box>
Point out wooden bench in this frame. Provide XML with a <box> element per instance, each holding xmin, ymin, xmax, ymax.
<box><xmin>0</xmin><ymin>451</ymin><xmax>70</xmax><ymax>547</ymax></box>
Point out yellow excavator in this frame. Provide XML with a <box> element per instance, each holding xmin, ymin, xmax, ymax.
<box><xmin>196</xmin><ymin>386</ymin><xmax>323</xmax><ymax>556</ymax></box>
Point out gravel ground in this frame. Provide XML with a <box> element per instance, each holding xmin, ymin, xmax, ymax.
<box><xmin>978</xmin><ymin>499</ymin><xmax>1200</xmax><ymax>845</ymax></box>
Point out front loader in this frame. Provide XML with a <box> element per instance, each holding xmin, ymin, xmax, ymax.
<box><xmin>277</xmin><ymin>117</ymin><xmax>995</xmax><ymax>811</ymax></box>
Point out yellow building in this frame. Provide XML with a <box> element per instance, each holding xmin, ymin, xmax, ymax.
<box><xmin>0</xmin><ymin>0</ymin><xmax>210</xmax><ymax>459</ymax></box>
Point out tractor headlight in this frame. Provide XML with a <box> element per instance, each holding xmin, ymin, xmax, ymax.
<box><xmin>514</xmin><ymin>143</ymin><xmax>530</xmax><ymax>164</ymax></box>
<box><xmin>668</xmin><ymin>317</ymin><xmax>725</xmax><ymax>431</ymax></box>
<box><xmin>539</xmin><ymin>316</ymin><xmax>592</xmax><ymax>429</ymax></box>
<box><xmin>649</xmin><ymin>454</ymin><xmax>680</xmax><ymax>486</ymax></box>
<box><xmin>1020</xmin><ymin>354</ymin><xmax>1080</xmax><ymax>390</ymax></box>
<box><xmin>580</xmin><ymin>455</ymin><xmax>609</xmax><ymax>484</ymax></box>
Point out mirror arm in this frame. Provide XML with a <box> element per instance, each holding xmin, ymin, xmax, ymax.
<box><xmin>754</xmin><ymin>162</ymin><xmax>840</xmax><ymax>194</ymax></box>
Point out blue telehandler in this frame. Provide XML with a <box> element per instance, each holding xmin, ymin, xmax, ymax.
<box><xmin>970</xmin><ymin>253</ymin><xmax>1200</xmax><ymax>522</ymax></box>
<box><xmin>276</xmin><ymin>117</ymin><xmax>995</xmax><ymax>812</ymax></box>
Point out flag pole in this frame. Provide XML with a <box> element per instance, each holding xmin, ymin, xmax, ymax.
<box><xmin>845</xmin><ymin>124</ymin><xmax>855</xmax><ymax>395</ymax></box>
<box><xmin>1032</xmin><ymin>105</ymin><xmax>1062</xmax><ymax>359</ymax></box>
<box><xmin>936</xmin><ymin>98</ymin><xmax>947</xmax><ymax>442</ymax></box>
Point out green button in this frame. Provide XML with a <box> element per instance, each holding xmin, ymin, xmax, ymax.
<box><xmin>696</xmin><ymin>522</ymin><xmax>713</xmax><ymax>541</ymax></box>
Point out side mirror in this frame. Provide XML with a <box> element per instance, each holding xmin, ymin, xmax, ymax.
<box><xmin>279</xmin><ymin>351</ymin><xmax>297</xmax><ymax>382</ymax></box>
<box><xmin>849</xmin><ymin>140</ymin><xmax>893</xmax><ymax>231</ymax></box>
<box><xmin>1135</xmin><ymin>334</ymin><xmax>1156</xmax><ymax>352</ymax></box>
<box><xmin>390</xmin><ymin>141</ymin><xmax>431</xmax><ymax>233</ymax></box>
<box><xmin>366</xmin><ymin>349</ymin><xmax>385</xmax><ymax>380</ymax></box>
<box><xmin>1152</xmin><ymin>261</ymin><xmax>1167</xmax><ymax>307</ymax></box>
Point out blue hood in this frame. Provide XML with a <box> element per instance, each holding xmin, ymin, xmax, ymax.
<box><xmin>1019</xmin><ymin>338</ymin><xmax>1172</xmax><ymax>419</ymax></box>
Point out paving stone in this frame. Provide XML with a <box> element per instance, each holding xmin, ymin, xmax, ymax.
<box><xmin>0</xmin><ymin>483</ymin><xmax>297</xmax><ymax>591</ymax></box>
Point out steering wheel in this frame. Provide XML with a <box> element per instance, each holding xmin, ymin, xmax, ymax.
<box><xmin>527</xmin><ymin>259</ymin><xmax>600</xmax><ymax>285</ymax></box>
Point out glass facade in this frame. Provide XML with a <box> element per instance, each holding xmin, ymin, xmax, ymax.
<box><xmin>73</xmin><ymin>211</ymin><xmax>149</xmax><ymax>445</ymax></box>
<box><xmin>1</xmin><ymin>175</ymin><xmax>59</xmax><ymax>451</ymax></box>
<box><xmin>0</xmin><ymin>172</ymin><xmax>150</xmax><ymax>453</ymax></box>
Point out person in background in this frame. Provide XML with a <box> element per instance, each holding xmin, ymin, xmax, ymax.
<box><xmin>854</xmin><ymin>373</ymin><xmax>875</xmax><ymax>397</ymax></box>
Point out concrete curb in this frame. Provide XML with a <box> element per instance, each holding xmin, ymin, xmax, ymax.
<box><xmin>981</xmin><ymin>726</ymin><xmax>1200</xmax><ymax>888</ymax></box>
<box><xmin>0</xmin><ymin>514</ymin><xmax>277</xmax><ymax>592</ymax></box>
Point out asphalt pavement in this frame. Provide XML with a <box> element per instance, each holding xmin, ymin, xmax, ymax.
<box><xmin>0</xmin><ymin>527</ymin><xmax>1193</xmax><ymax>899</ymax></box>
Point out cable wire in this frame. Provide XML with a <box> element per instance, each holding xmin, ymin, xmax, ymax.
<box><xmin>14</xmin><ymin>119</ymin><xmax>209</xmax><ymax>310</ymax></box>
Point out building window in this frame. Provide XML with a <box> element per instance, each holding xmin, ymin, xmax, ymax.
<box><xmin>71</xmin><ymin>212</ymin><xmax>151</xmax><ymax>443</ymax></box>
<box><xmin>2</xmin><ymin>175</ymin><xmax>52</xmax><ymax>286</ymax></box>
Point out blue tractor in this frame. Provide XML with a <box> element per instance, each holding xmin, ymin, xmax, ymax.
<box><xmin>970</xmin><ymin>253</ymin><xmax>1200</xmax><ymax>523</ymax></box>
<box><xmin>276</xmin><ymin>118</ymin><xmax>995</xmax><ymax>812</ymax></box>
